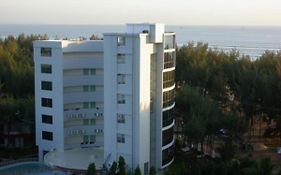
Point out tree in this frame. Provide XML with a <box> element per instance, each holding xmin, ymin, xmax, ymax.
<box><xmin>87</xmin><ymin>162</ymin><xmax>96</xmax><ymax>175</ymax></box>
<box><xmin>108</xmin><ymin>161</ymin><xmax>117</xmax><ymax>175</ymax></box>
<box><xmin>118</xmin><ymin>156</ymin><xmax>126</xmax><ymax>175</ymax></box>
<box><xmin>90</xmin><ymin>34</ymin><xmax>101</xmax><ymax>40</ymax></box>
<box><xmin>134</xmin><ymin>166</ymin><xmax>141</xmax><ymax>175</ymax></box>
<box><xmin>149</xmin><ymin>166</ymin><xmax>156</xmax><ymax>175</ymax></box>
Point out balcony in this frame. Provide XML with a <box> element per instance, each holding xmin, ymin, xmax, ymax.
<box><xmin>64</xmin><ymin>91</ymin><xmax>103</xmax><ymax>104</ymax></box>
<box><xmin>64</xmin><ymin>75</ymin><xmax>103</xmax><ymax>87</ymax></box>
<box><xmin>162</xmin><ymin>126</ymin><xmax>174</xmax><ymax>147</ymax></box>
<box><xmin>163</xmin><ymin>108</ymin><xmax>174</xmax><ymax>128</ymax></box>
<box><xmin>164</xmin><ymin>34</ymin><xmax>175</xmax><ymax>50</ymax></box>
<box><xmin>64</xmin><ymin>125</ymin><xmax>103</xmax><ymax>138</ymax></box>
<box><xmin>162</xmin><ymin>143</ymin><xmax>174</xmax><ymax>168</ymax></box>
<box><xmin>64</xmin><ymin>108</ymin><xmax>103</xmax><ymax>120</ymax></box>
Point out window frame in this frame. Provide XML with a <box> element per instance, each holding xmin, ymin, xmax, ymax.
<box><xmin>41</xmin><ymin>64</ymin><xmax>52</xmax><ymax>74</ymax></box>
<box><xmin>41</xmin><ymin>47</ymin><xmax>52</xmax><ymax>57</ymax></box>
<box><xmin>41</xmin><ymin>81</ymin><xmax>52</xmax><ymax>91</ymax></box>
<box><xmin>41</xmin><ymin>98</ymin><xmax>53</xmax><ymax>108</ymax></box>
<box><xmin>42</xmin><ymin>131</ymin><xmax>53</xmax><ymax>141</ymax></box>
<box><xmin>42</xmin><ymin>114</ymin><xmax>53</xmax><ymax>124</ymax></box>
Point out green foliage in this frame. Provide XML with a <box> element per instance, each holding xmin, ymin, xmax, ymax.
<box><xmin>87</xmin><ymin>162</ymin><xmax>96</xmax><ymax>175</ymax></box>
<box><xmin>134</xmin><ymin>166</ymin><xmax>141</xmax><ymax>175</ymax></box>
<box><xmin>175</xmin><ymin>42</ymin><xmax>281</xmax><ymax>174</ymax></box>
<box><xmin>118</xmin><ymin>156</ymin><xmax>126</xmax><ymax>175</ymax></box>
<box><xmin>176</xmin><ymin>43</ymin><xmax>281</xmax><ymax>122</ymax></box>
<box><xmin>149</xmin><ymin>166</ymin><xmax>156</xmax><ymax>175</ymax></box>
<box><xmin>0</xmin><ymin>34</ymin><xmax>46</xmax><ymax>148</ymax></box>
<box><xmin>108</xmin><ymin>161</ymin><xmax>117</xmax><ymax>175</ymax></box>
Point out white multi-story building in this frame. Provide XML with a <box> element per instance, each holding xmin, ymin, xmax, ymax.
<box><xmin>33</xmin><ymin>23</ymin><xmax>175</xmax><ymax>173</ymax></box>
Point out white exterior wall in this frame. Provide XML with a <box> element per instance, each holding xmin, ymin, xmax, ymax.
<box><xmin>34</xmin><ymin>40</ymin><xmax>104</xmax><ymax>161</ymax></box>
<box><xmin>34</xmin><ymin>41</ymin><xmax>64</xmax><ymax>161</ymax></box>
<box><xmin>104</xmin><ymin>34</ymin><xmax>153</xmax><ymax>172</ymax></box>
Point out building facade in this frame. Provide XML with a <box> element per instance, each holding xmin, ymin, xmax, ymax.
<box><xmin>33</xmin><ymin>23</ymin><xmax>175</xmax><ymax>173</ymax></box>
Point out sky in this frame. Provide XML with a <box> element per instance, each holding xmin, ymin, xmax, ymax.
<box><xmin>1</xmin><ymin>0</ymin><xmax>281</xmax><ymax>26</ymax></box>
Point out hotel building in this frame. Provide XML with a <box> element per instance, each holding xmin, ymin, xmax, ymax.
<box><xmin>33</xmin><ymin>23</ymin><xmax>175</xmax><ymax>173</ymax></box>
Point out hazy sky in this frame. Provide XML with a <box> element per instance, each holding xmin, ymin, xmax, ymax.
<box><xmin>1</xmin><ymin>0</ymin><xmax>281</xmax><ymax>26</ymax></box>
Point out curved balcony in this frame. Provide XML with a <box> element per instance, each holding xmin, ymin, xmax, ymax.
<box><xmin>163</xmin><ymin>70</ymin><xmax>175</xmax><ymax>89</ymax></box>
<box><xmin>163</xmin><ymin>89</ymin><xmax>175</xmax><ymax>108</ymax></box>
<box><xmin>164</xmin><ymin>34</ymin><xmax>175</xmax><ymax>50</ymax></box>
<box><xmin>162</xmin><ymin>126</ymin><xmax>174</xmax><ymax>147</ymax></box>
<box><xmin>163</xmin><ymin>84</ymin><xmax>175</xmax><ymax>93</ymax></box>
<box><xmin>162</xmin><ymin>119</ymin><xmax>174</xmax><ymax>132</ymax></box>
<box><xmin>164</xmin><ymin>52</ymin><xmax>176</xmax><ymax>69</ymax></box>
<box><xmin>162</xmin><ymin>107</ymin><xmax>174</xmax><ymax>128</ymax></box>
<box><xmin>162</xmin><ymin>144</ymin><xmax>174</xmax><ymax>168</ymax></box>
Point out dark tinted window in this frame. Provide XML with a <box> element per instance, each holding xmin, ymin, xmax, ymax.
<box><xmin>41</xmin><ymin>81</ymin><xmax>52</xmax><ymax>91</ymax></box>
<box><xmin>42</xmin><ymin>114</ymin><xmax>53</xmax><ymax>124</ymax></box>
<box><xmin>41</xmin><ymin>98</ymin><xmax>52</xmax><ymax>108</ymax></box>
<box><xmin>41</xmin><ymin>64</ymin><xmax>52</xmax><ymax>74</ymax></box>
<box><xmin>42</xmin><ymin>131</ymin><xmax>53</xmax><ymax>141</ymax></box>
<box><xmin>41</xmin><ymin>48</ymin><xmax>52</xmax><ymax>57</ymax></box>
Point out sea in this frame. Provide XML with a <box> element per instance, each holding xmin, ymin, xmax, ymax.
<box><xmin>0</xmin><ymin>24</ymin><xmax>281</xmax><ymax>59</ymax></box>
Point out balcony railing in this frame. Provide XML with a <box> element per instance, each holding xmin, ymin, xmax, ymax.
<box><xmin>64</xmin><ymin>108</ymin><xmax>104</xmax><ymax>120</ymax></box>
<box><xmin>64</xmin><ymin>125</ymin><xmax>103</xmax><ymax>137</ymax></box>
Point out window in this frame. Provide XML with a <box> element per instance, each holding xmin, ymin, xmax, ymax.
<box><xmin>90</xmin><ymin>102</ymin><xmax>96</xmax><ymax>108</ymax></box>
<box><xmin>42</xmin><ymin>131</ymin><xmax>53</xmax><ymax>141</ymax></box>
<box><xmin>162</xmin><ymin>145</ymin><xmax>174</xmax><ymax>166</ymax></box>
<box><xmin>117</xmin><ymin>114</ymin><xmax>125</xmax><ymax>123</ymax></box>
<box><xmin>83</xmin><ymin>102</ymin><xmax>89</xmax><ymax>109</ymax></box>
<box><xmin>83</xmin><ymin>69</ymin><xmax>89</xmax><ymax>75</ymax></box>
<box><xmin>90</xmin><ymin>119</ymin><xmax>96</xmax><ymax>125</ymax></box>
<box><xmin>117</xmin><ymin>54</ymin><xmax>126</xmax><ymax>64</ymax></box>
<box><xmin>83</xmin><ymin>119</ymin><xmax>89</xmax><ymax>125</ymax></box>
<box><xmin>117</xmin><ymin>74</ymin><xmax>126</xmax><ymax>84</ymax></box>
<box><xmin>41</xmin><ymin>64</ymin><xmax>52</xmax><ymax>74</ymax></box>
<box><xmin>83</xmin><ymin>102</ymin><xmax>96</xmax><ymax>109</ymax></box>
<box><xmin>163</xmin><ymin>89</ymin><xmax>175</xmax><ymax>108</ymax></box>
<box><xmin>83</xmin><ymin>85</ymin><xmax>95</xmax><ymax>92</ymax></box>
<box><xmin>163</xmin><ymin>108</ymin><xmax>174</xmax><ymax>127</ymax></box>
<box><xmin>117</xmin><ymin>36</ymin><xmax>125</xmax><ymax>46</ymax></box>
<box><xmin>83</xmin><ymin>119</ymin><xmax>96</xmax><ymax>125</ymax></box>
<box><xmin>83</xmin><ymin>69</ymin><xmax>96</xmax><ymax>75</ymax></box>
<box><xmin>163</xmin><ymin>70</ymin><xmax>175</xmax><ymax>88</ymax></box>
<box><xmin>89</xmin><ymin>135</ymin><xmax>96</xmax><ymax>144</ymax></box>
<box><xmin>83</xmin><ymin>135</ymin><xmax>96</xmax><ymax>144</ymax></box>
<box><xmin>41</xmin><ymin>98</ymin><xmax>52</xmax><ymax>108</ymax></box>
<box><xmin>90</xmin><ymin>85</ymin><xmax>96</xmax><ymax>91</ymax></box>
<box><xmin>117</xmin><ymin>133</ymin><xmax>125</xmax><ymax>143</ymax></box>
<box><xmin>162</xmin><ymin>126</ymin><xmax>174</xmax><ymax>146</ymax></box>
<box><xmin>164</xmin><ymin>52</ymin><xmax>175</xmax><ymax>69</ymax></box>
<box><xmin>83</xmin><ymin>85</ymin><xmax>89</xmax><ymax>92</ymax></box>
<box><xmin>41</xmin><ymin>48</ymin><xmax>52</xmax><ymax>57</ymax></box>
<box><xmin>117</xmin><ymin>94</ymin><xmax>125</xmax><ymax>104</ymax></box>
<box><xmin>164</xmin><ymin>35</ymin><xmax>175</xmax><ymax>49</ymax></box>
<box><xmin>41</xmin><ymin>81</ymin><xmax>52</xmax><ymax>91</ymax></box>
<box><xmin>83</xmin><ymin>135</ymin><xmax>89</xmax><ymax>144</ymax></box>
<box><xmin>90</xmin><ymin>68</ymin><xmax>96</xmax><ymax>75</ymax></box>
<box><xmin>42</xmin><ymin>114</ymin><xmax>53</xmax><ymax>124</ymax></box>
